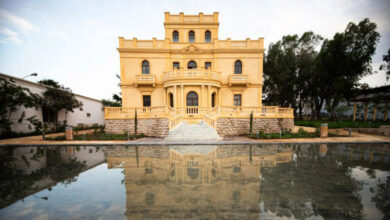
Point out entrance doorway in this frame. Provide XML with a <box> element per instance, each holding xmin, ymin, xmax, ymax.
<box><xmin>186</xmin><ymin>91</ymin><xmax>198</xmax><ymax>114</ymax></box>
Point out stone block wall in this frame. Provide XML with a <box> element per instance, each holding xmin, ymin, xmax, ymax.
<box><xmin>105</xmin><ymin>118</ymin><xmax>169</xmax><ymax>137</ymax></box>
<box><xmin>216</xmin><ymin>118</ymin><xmax>294</xmax><ymax>137</ymax></box>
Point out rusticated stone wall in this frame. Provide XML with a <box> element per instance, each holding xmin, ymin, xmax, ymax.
<box><xmin>216</xmin><ymin>118</ymin><xmax>294</xmax><ymax>137</ymax></box>
<box><xmin>105</xmin><ymin>118</ymin><xmax>169</xmax><ymax>137</ymax></box>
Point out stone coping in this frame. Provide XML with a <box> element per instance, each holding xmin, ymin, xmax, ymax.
<box><xmin>2</xmin><ymin>139</ymin><xmax>390</xmax><ymax>147</ymax></box>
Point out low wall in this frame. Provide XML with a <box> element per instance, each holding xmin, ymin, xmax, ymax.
<box><xmin>217</xmin><ymin>118</ymin><xmax>294</xmax><ymax>137</ymax></box>
<box><xmin>105</xmin><ymin>118</ymin><xmax>169</xmax><ymax>137</ymax></box>
<box><xmin>350</xmin><ymin>126</ymin><xmax>390</xmax><ymax>136</ymax></box>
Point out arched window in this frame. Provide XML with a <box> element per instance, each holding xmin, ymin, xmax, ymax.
<box><xmin>186</xmin><ymin>92</ymin><xmax>198</xmax><ymax>106</ymax></box>
<box><xmin>205</xmin><ymin>30</ymin><xmax>211</xmax><ymax>42</ymax></box>
<box><xmin>211</xmin><ymin>92</ymin><xmax>216</xmax><ymax>107</ymax></box>
<box><xmin>187</xmin><ymin>60</ymin><xmax>197</xmax><ymax>69</ymax></box>
<box><xmin>142</xmin><ymin>60</ymin><xmax>150</xmax><ymax>74</ymax></box>
<box><xmin>172</xmin><ymin>30</ymin><xmax>179</xmax><ymax>42</ymax></box>
<box><xmin>234</xmin><ymin>60</ymin><xmax>242</xmax><ymax>74</ymax></box>
<box><xmin>189</xmin><ymin>30</ymin><xmax>195</xmax><ymax>42</ymax></box>
<box><xmin>169</xmin><ymin>93</ymin><xmax>174</xmax><ymax>107</ymax></box>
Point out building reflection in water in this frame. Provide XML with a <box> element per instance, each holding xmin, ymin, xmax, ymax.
<box><xmin>0</xmin><ymin>146</ymin><xmax>105</xmax><ymax>208</ymax></box>
<box><xmin>105</xmin><ymin>145</ymin><xmax>292</xmax><ymax>219</ymax></box>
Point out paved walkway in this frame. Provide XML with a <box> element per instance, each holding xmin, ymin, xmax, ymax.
<box><xmin>1</xmin><ymin>128</ymin><xmax>390</xmax><ymax>146</ymax></box>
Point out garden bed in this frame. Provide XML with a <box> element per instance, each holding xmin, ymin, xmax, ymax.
<box><xmin>249</xmin><ymin>128</ymin><xmax>346</xmax><ymax>139</ymax></box>
<box><xmin>294</xmin><ymin>120</ymin><xmax>390</xmax><ymax>129</ymax></box>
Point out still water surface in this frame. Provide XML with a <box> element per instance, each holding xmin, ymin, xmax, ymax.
<box><xmin>0</xmin><ymin>144</ymin><xmax>389</xmax><ymax>219</ymax></box>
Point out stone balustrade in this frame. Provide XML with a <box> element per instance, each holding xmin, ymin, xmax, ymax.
<box><xmin>134</xmin><ymin>74</ymin><xmax>156</xmax><ymax>87</ymax></box>
<box><xmin>228</xmin><ymin>74</ymin><xmax>248</xmax><ymax>86</ymax></box>
<box><xmin>105</xmin><ymin>106</ymin><xmax>294</xmax><ymax>120</ymax></box>
<box><xmin>162</xmin><ymin>69</ymin><xmax>221</xmax><ymax>84</ymax></box>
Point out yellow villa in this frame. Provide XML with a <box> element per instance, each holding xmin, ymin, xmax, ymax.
<box><xmin>105</xmin><ymin>12</ymin><xmax>294</xmax><ymax>137</ymax></box>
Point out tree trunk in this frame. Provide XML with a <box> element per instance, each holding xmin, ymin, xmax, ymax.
<box><xmin>298</xmin><ymin>101</ymin><xmax>303</xmax><ymax>120</ymax></box>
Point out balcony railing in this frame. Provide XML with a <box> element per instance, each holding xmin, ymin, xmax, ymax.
<box><xmin>163</xmin><ymin>69</ymin><xmax>221</xmax><ymax>83</ymax></box>
<box><xmin>228</xmin><ymin>74</ymin><xmax>248</xmax><ymax>86</ymax></box>
<box><xmin>105</xmin><ymin>106</ymin><xmax>294</xmax><ymax>120</ymax></box>
<box><xmin>135</xmin><ymin>74</ymin><xmax>156</xmax><ymax>87</ymax></box>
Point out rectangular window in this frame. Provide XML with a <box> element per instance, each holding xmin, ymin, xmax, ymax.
<box><xmin>173</xmin><ymin>62</ymin><xmax>180</xmax><ymax>70</ymax></box>
<box><xmin>143</xmin><ymin>95</ymin><xmax>151</xmax><ymax>107</ymax></box>
<box><xmin>86</xmin><ymin>113</ymin><xmax>91</xmax><ymax>118</ymax></box>
<box><xmin>233</xmin><ymin>94</ymin><xmax>242</xmax><ymax>106</ymax></box>
<box><xmin>205</xmin><ymin>62</ymin><xmax>211</xmax><ymax>70</ymax></box>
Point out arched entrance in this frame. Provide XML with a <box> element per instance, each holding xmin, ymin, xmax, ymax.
<box><xmin>211</xmin><ymin>92</ymin><xmax>216</xmax><ymax>108</ymax></box>
<box><xmin>186</xmin><ymin>91</ymin><xmax>198</xmax><ymax>114</ymax></box>
<box><xmin>168</xmin><ymin>93</ymin><xmax>174</xmax><ymax>107</ymax></box>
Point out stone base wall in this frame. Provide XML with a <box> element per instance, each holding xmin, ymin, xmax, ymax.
<box><xmin>216</xmin><ymin>118</ymin><xmax>294</xmax><ymax>137</ymax></box>
<box><xmin>105</xmin><ymin>118</ymin><xmax>169</xmax><ymax>137</ymax></box>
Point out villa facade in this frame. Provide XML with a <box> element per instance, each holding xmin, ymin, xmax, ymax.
<box><xmin>105</xmin><ymin>12</ymin><xmax>294</xmax><ymax>137</ymax></box>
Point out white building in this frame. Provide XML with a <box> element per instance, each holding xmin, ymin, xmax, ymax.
<box><xmin>1</xmin><ymin>73</ymin><xmax>105</xmax><ymax>134</ymax></box>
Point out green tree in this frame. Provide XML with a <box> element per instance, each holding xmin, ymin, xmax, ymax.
<box><xmin>101</xmin><ymin>99</ymin><xmax>121</xmax><ymax>107</ymax></box>
<box><xmin>38</xmin><ymin>79</ymin><xmax>83</xmax><ymax>130</ymax></box>
<box><xmin>312</xmin><ymin>18</ymin><xmax>380</xmax><ymax>119</ymax></box>
<box><xmin>264</xmin><ymin>32</ymin><xmax>322</xmax><ymax>119</ymax></box>
<box><xmin>380</xmin><ymin>49</ymin><xmax>390</xmax><ymax>81</ymax></box>
<box><xmin>0</xmin><ymin>78</ymin><xmax>38</xmax><ymax>135</ymax></box>
<box><xmin>112</xmin><ymin>74</ymin><xmax>122</xmax><ymax>104</ymax></box>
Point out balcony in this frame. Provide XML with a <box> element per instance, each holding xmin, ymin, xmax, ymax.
<box><xmin>135</xmin><ymin>74</ymin><xmax>156</xmax><ymax>87</ymax></box>
<box><xmin>162</xmin><ymin>69</ymin><xmax>221</xmax><ymax>85</ymax></box>
<box><xmin>228</xmin><ymin>74</ymin><xmax>248</xmax><ymax>86</ymax></box>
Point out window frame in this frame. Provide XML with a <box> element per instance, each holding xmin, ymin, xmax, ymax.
<box><xmin>172</xmin><ymin>30</ymin><xmax>179</xmax><ymax>42</ymax></box>
<box><xmin>205</xmin><ymin>62</ymin><xmax>212</xmax><ymax>70</ymax></box>
<box><xmin>188</xmin><ymin>30</ymin><xmax>195</xmax><ymax>43</ymax></box>
<box><xmin>205</xmin><ymin>30</ymin><xmax>211</xmax><ymax>42</ymax></box>
<box><xmin>143</xmin><ymin>95</ymin><xmax>151</xmax><ymax>107</ymax></box>
<box><xmin>234</xmin><ymin>60</ymin><xmax>242</xmax><ymax>74</ymax></box>
<box><xmin>173</xmin><ymin>62</ymin><xmax>180</xmax><ymax>70</ymax></box>
<box><xmin>187</xmin><ymin>60</ymin><xmax>197</xmax><ymax>69</ymax></box>
<box><xmin>169</xmin><ymin>93</ymin><xmax>174</xmax><ymax>107</ymax></box>
<box><xmin>142</xmin><ymin>60</ymin><xmax>150</xmax><ymax>75</ymax></box>
<box><xmin>233</xmin><ymin>94</ymin><xmax>242</xmax><ymax>106</ymax></box>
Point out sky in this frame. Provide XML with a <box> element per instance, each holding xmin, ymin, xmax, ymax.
<box><xmin>0</xmin><ymin>0</ymin><xmax>389</xmax><ymax>100</ymax></box>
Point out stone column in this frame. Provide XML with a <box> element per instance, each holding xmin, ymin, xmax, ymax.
<box><xmin>208</xmin><ymin>85</ymin><xmax>211</xmax><ymax>107</ymax></box>
<box><xmin>174</xmin><ymin>85</ymin><xmax>177</xmax><ymax>108</ymax></box>
<box><xmin>218</xmin><ymin>88</ymin><xmax>221</xmax><ymax>106</ymax></box>
<box><xmin>201</xmin><ymin>85</ymin><xmax>204</xmax><ymax>107</ymax></box>
<box><xmin>163</xmin><ymin>88</ymin><xmax>166</xmax><ymax>106</ymax></box>
<box><xmin>181</xmin><ymin>85</ymin><xmax>184</xmax><ymax>107</ymax></box>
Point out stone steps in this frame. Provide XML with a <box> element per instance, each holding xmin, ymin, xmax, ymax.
<box><xmin>165</xmin><ymin>121</ymin><xmax>222</xmax><ymax>142</ymax></box>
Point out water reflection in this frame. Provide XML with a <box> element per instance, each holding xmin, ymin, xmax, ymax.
<box><xmin>105</xmin><ymin>145</ymin><xmax>292</xmax><ymax>219</ymax></box>
<box><xmin>0</xmin><ymin>144</ymin><xmax>389</xmax><ymax>219</ymax></box>
<box><xmin>0</xmin><ymin>146</ymin><xmax>105</xmax><ymax>208</ymax></box>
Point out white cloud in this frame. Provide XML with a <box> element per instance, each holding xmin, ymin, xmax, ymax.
<box><xmin>0</xmin><ymin>26</ymin><xmax>22</xmax><ymax>44</ymax></box>
<box><xmin>0</xmin><ymin>8</ymin><xmax>34</xmax><ymax>33</ymax></box>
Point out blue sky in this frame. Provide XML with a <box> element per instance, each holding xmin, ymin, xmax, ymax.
<box><xmin>0</xmin><ymin>0</ymin><xmax>389</xmax><ymax>100</ymax></box>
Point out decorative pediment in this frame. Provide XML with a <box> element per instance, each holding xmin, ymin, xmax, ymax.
<box><xmin>183</xmin><ymin>45</ymin><xmax>201</xmax><ymax>53</ymax></box>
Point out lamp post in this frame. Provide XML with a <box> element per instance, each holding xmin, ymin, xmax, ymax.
<box><xmin>22</xmin><ymin>72</ymin><xmax>38</xmax><ymax>79</ymax></box>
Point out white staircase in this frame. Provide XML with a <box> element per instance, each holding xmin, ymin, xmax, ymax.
<box><xmin>165</xmin><ymin>121</ymin><xmax>222</xmax><ymax>142</ymax></box>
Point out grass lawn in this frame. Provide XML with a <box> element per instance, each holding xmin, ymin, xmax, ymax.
<box><xmin>294</xmin><ymin>120</ymin><xmax>390</xmax><ymax>129</ymax></box>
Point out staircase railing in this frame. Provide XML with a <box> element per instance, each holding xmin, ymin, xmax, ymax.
<box><xmin>203</xmin><ymin>113</ymin><xmax>217</xmax><ymax>129</ymax></box>
<box><xmin>169</xmin><ymin>114</ymin><xmax>184</xmax><ymax>129</ymax></box>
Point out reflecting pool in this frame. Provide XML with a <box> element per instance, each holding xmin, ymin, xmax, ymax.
<box><xmin>0</xmin><ymin>144</ymin><xmax>389</xmax><ymax>219</ymax></box>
